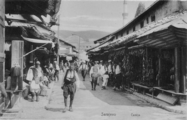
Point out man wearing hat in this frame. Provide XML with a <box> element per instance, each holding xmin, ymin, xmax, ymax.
<box><xmin>61</xmin><ymin>62</ymin><xmax>80</xmax><ymax>112</ymax></box>
<box><xmin>27</xmin><ymin>61</ymin><xmax>43</xmax><ymax>102</ymax></box>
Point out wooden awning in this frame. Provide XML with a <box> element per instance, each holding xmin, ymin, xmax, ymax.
<box><xmin>137</xmin><ymin>15</ymin><xmax>187</xmax><ymax>48</ymax></box>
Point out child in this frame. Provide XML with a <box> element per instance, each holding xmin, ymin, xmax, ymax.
<box><xmin>102</xmin><ymin>71</ymin><xmax>109</xmax><ymax>90</ymax></box>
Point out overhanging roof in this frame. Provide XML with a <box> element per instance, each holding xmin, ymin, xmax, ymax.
<box><xmin>5</xmin><ymin>0</ymin><xmax>61</xmax><ymax>17</ymax></box>
<box><xmin>94</xmin><ymin>0</ymin><xmax>164</xmax><ymax>44</ymax></box>
<box><xmin>136</xmin><ymin>13</ymin><xmax>187</xmax><ymax>48</ymax></box>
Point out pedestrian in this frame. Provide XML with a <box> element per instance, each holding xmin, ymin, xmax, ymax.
<box><xmin>28</xmin><ymin>61</ymin><xmax>43</xmax><ymax>102</ymax></box>
<box><xmin>107</xmin><ymin>60</ymin><xmax>113</xmax><ymax>86</ymax></box>
<box><xmin>79</xmin><ymin>61</ymin><xmax>88</xmax><ymax>81</ymax></box>
<box><xmin>113</xmin><ymin>62</ymin><xmax>122</xmax><ymax>91</ymax></box>
<box><xmin>102</xmin><ymin>71</ymin><xmax>109</xmax><ymax>90</ymax></box>
<box><xmin>53</xmin><ymin>61</ymin><xmax>60</xmax><ymax>82</ymax></box>
<box><xmin>61</xmin><ymin>63</ymin><xmax>80</xmax><ymax>112</ymax></box>
<box><xmin>89</xmin><ymin>61</ymin><xmax>100</xmax><ymax>90</ymax></box>
<box><xmin>60</xmin><ymin>60</ymin><xmax>64</xmax><ymax>72</ymax></box>
<box><xmin>98</xmin><ymin>60</ymin><xmax>105</xmax><ymax>85</ymax></box>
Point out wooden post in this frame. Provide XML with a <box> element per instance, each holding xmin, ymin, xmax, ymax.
<box><xmin>11</xmin><ymin>41</ymin><xmax>24</xmax><ymax>90</ymax></box>
<box><xmin>158</xmin><ymin>49</ymin><xmax>162</xmax><ymax>87</ymax></box>
<box><xmin>29</xmin><ymin>45</ymin><xmax>34</xmax><ymax>64</ymax></box>
<box><xmin>174</xmin><ymin>47</ymin><xmax>180</xmax><ymax>93</ymax></box>
<box><xmin>0</xmin><ymin>0</ymin><xmax>5</xmax><ymax>83</ymax></box>
<box><xmin>181</xmin><ymin>47</ymin><xmax>186</xmax><ymax>93</ymax></box>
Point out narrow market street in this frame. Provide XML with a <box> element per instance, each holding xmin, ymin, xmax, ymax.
<box><xmin>17</xmin><ymin>72</ymin><xmax>186</xmax><ymax>120</ymax></box>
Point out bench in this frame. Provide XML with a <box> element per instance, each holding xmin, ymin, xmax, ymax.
<box><xmin>152</xmin><ymin>87</ymin><xmax>187</xmax><ymax>105</ymax></box>
<box><xmin>131</xmin><ymin>83</ymin><xmax>151</xmax><ymax>95</ymax></box>
<box><xmin>153</xmin><ymin>87</ymin><xmax>187</xmax><ymax>96</ymax></box>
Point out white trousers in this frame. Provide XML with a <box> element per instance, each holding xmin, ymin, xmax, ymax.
<box><xmin>102</xmin><ymin>78</ymin><xmax>108</xmax><ymax>87</ymax></box>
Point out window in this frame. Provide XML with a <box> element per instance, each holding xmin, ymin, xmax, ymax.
<box><xmin>140</xmin><ymin>21</ymin><xmax>144</xmax><ymax>28</ymax></box>
<box><xmin>133</xmin><ymin>26</ymin><xmax>136</xmax><ymax>31</ymax></box>
<box><xmin>151</xmin><ymin>15</ymin><xmax>155</xmax><ymax>22</ymax></box>
<box><xmin>146</xmin><ymin>17</ymin><xmax>149</xmax><ymax>23</ymax></box>
<box><xmin>126</xmin><ymin>30</ymin><xmax>129</xmax><ymax>35</ymax></box>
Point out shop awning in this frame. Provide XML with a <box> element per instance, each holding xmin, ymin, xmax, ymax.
<box><xmin>21</xmin><ymin>35</ymin><xmax>53</xmax><ymax>44</ymax></box>
<box><xmin>137</xmin><ymin>12</ymin><xmax>187</xmax><ymax>48</ymax></box>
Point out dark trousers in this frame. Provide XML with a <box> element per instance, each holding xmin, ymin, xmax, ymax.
<box><xmin>54</xmin><ymin>70</ymin><xmax>59</xmax><ymax>81</ymax></box>
<box><xmin>114</xmin><ymin>73</ymin><xmax>122</xmax><ymax>89</ymax></box>
<box><xmin>91</xmin><ymin>77</ymin><xmax>98</xmax><ymax>90</ymax></box>
<box><xmin>81</xmin><ymin>70</ymin><xmax>87</xmax><ymax>80</ymax></box>
<box><xmin>107</xmin><ymin>73</ymin><xmax>113</xmax><ymax>86</ymax></box>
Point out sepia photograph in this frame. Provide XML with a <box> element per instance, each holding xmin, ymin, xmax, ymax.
<box><xmin>0</xmin><ymin>0</ymin><xmax>187</xmax><ymax>120</ymax></box>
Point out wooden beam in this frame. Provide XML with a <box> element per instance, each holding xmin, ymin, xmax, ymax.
<box><xmin>174</xmin><ymin>47</ymin><xmax>180</xmax><ymax>93</ymax></box>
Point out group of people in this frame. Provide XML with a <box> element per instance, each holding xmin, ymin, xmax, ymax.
<box><xmin>89</xmin><ymin>60</ymin><xmax>123</xmax><ymax>91</ymax></box>
<box><xmin>77</xmin><ymin>59</ymin><xmax>123</xmax><ymax>91</ymax></box>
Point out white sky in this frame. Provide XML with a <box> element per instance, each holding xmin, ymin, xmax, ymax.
<box><xmin>51</xmin><ymin>0</ymin><xmax>157</xmax><ymax>32</ymax></box>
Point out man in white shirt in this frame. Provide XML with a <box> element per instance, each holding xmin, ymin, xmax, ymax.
<box><xmin>107</xmin><ymin>60</ymin><xmax>113</xmax><ymax>86</ymax></box>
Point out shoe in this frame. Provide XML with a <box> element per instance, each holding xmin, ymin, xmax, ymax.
<box><xmin>69</xmin><ymin>107</ymin><xmax>73</xmax><ymax>112</ymax></box>
<box><xmin>62</xmin><ymin>107</ymin><xmax>68</xmax><ymax>113</ymax></box>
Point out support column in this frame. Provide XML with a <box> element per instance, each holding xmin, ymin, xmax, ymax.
<box><xmin>0</xmin><ymin>0</ymin><xmax>5</xmax><ymax>83</ymax></box>
<box><xmin>29</xmin><ymin>45</ymin><xmax>34</xmax><ymax>64</ymax></box>
<box><xmin>174</xmin><ymin>47</ymin><xmax>180</xmax><ymax>93</ymax></box>
<box><xmin>11</xmin><ymin>41</ymin><xmax>24</xmax><ymax>90</ymax></box>
<box><xmin>158</xmin><ymin>49</ymin><xmax>162</xmax><ymax>87</ymax></box>
<box><xmin>181</xmin><ymin>47</ymin><xmax>186</xmax><ymax>93</ymax></box>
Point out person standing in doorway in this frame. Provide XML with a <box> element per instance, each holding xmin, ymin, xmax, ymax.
<box><xmin>61</xmin><ymin>63</ymin><xmax>80</xmax><ymax>112</ymax></box>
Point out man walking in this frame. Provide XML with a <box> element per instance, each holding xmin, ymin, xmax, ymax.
<box><xmin>79</xmin><ymin>61</ymin><xmax>88</xmax><ymax>81</ymax></box>
<box><xmin>107</xmin><ymin>60</ymin><xmax>113</xmax><ymax>86</ymax></box>
<box><xmin>89</xmin><ymin>61</ymin><xmax>99</xmax><ymax>90</ymax></box>
<box><xmin>61</xmin><ymin>63</ymin><xmax>79</xmax><ymax>112</ymax></box>
<box><xmin>53</xmin><ymin>61</ymin><xmax>60</xmax><ymax>82</ymax></box>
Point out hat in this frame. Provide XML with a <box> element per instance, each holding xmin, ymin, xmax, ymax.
<box><xmin>100</xmin><ymin>60</ymin><xmax>103</xmax><ymax>62</ymax></box>
<box><xmin>36</xmin><ymin>61</ymin><xmax>40</xmax><ymax>65</ymax></box>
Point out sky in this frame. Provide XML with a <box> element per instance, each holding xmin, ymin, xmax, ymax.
<box><xmin>51</xmin><ymin>0</ymin><xmax>157</xmax><ymax>33</ymax></box>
